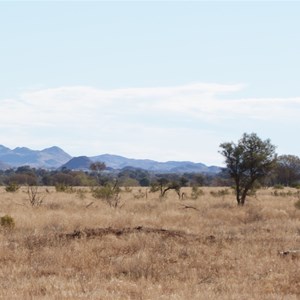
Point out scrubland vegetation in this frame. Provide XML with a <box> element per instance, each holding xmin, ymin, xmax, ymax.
<box><xmin>0</xmin><ymin>186</ymin><xmax>299</xmax><ymax>299</ymax></box>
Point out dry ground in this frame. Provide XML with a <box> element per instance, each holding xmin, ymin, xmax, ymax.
<box><xmin>0</xmin><ymin>186</ymin><xmax>299</xmax><ymax>299</ymax></box>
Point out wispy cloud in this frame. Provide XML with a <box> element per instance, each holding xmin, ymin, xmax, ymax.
<box><xmin>0</xmin><ymin>82</ymin><xmax>299</xmax><ymax>164</ymax></box>
<box><xmin>1</xmin><ymin>82</ymin><xmax>246</xmax><ymax>127</ymax></box>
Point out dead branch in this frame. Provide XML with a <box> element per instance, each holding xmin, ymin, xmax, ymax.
<box><xmin>179</xmin><ymin>204</ymin><xmax>200</xmax><ymax>211</ymax></box>
<box><xmin>85</xmin><ymin>202</ymin><xmax>94</xmax><ymax>208</ymax></box>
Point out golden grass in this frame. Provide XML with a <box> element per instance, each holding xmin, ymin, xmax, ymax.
<box><xmin>0</xmin><ymin>186</ymin><xmax>299</xmax><ymax>299</ymax></box>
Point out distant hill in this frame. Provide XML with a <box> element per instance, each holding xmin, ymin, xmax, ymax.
<box><xmin>0</xmin><ymin>160</ymin><xmax>10</xmax><ymax>170</ymax></box>
<box><xmin>0</xmin><ymin>145</ymin><xmax>72</xmax><ymax>168</ymax></box>
<box><xmin>0</xmin><ymin>144</ymin><xmax>221</xmax><ymax>173</ymax></box>
<box><xmin>60</xmin><ymin>156</ymin><xmax>92</xmax><ymax>171</ymax></box>
<box><xmin>90</xmin><ymin>154</ymin><xmax>220</xmax><ymax>174</ymax></box>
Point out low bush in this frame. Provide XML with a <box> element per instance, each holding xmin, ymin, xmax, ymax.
<box><xmin>5</xmin><ymin>183</ymin><xmax>20</xmax><ymax>192</ymax></box>
<box><xmin>55</xmin><ymin>184</ymin><xmax>74</xmax><ymax>193</ymax></box>
<box><xmin>92</xmin><ymin>182</ymin><xmax>121</xmax><ymax>208</ymax></box>
<box><xmin>272</xmin><ymin>190</ymin><xmax>293</xmax><ymax>197</ymax></box>
<box><xmin>294</xmin><ymin>199</ymin><xmax>300</xmax><ymax>210</ymax></box>
<box><xmin>210</xmin><ymin>189</ymin><xmax>230</xmax><ymax>197</ymax></box>
<box><xmin>1</xmin><ymin>215</ymin><xmax>15</xmax><ymax>229</ymax></box>
<box><xmin>190</xmin><ymin>186</ymin><xmax>204</xmax><ymax>199</ymax></box>
<box><xmin>76</xmin><ymin>189</ymin><xmax>87</xmax><ymax>200</ymax></box>
<box><xmin>291</xmin><ymin>183</ymin><xmax>300</xmax><ymax>189</ymax></box>
<box><xmin>273</xmin><ymin>184</ymin><xmax>285</xmax><ymax>190</ymax></box>
<box><xmin>133</xmin><ymin>188</ymin><xmax>147</xmax><ymax>199</ymax></box>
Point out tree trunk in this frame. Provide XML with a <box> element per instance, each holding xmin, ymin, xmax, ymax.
<box><xmin>236</xmin><ymin>194</ymin><xmax>242</xmax><ymax>205</ymax></box>
<box><xmin>240</xmin><ymin>195</ymin><xmax>246</xmax><ymax>205</ymax></box>
<box><xmin>235</xmin><ymin>179</ymin><xmax>241</xmax><ymax>205</ymax></box>
<box><xmin>162</xmin><ymin>187</ymin><xmax>172</xmax><ymax>197</ymax></box>
<box><xmin>237</xmin><ymin>200</ymin><xmax>243</xmax><ymax>206</ymax></box>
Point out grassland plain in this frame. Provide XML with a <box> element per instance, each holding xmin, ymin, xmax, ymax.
<box><xmin>0</xmin><ymin>186</ymin><xmax>299</xmax><ymax>299</ymax></box>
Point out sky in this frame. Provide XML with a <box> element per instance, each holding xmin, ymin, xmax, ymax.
<box><xmin>0</xmin><ymin>1</ymin><xmax>300</xmax><ymax>166</ymax></box>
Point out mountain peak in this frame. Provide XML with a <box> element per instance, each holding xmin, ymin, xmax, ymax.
<box><xmin>0</xmin><ymin>145</ymin><xmax>11</xmax><ymax>154</ymax></box>
<box><xmin>13</xmin><ymin>147</ymin><xmax>34</xmax><ymax>154</ymax></box>
<box><xmin>0</xmin><ymin>144</ymin><xmax>72</xmax><ymax>168</ymax></box>
<box><xmin>61</xmin><ymin>156</ymin><xmax>92</xmax><ymax>170</ymax></box>
<box><xmin>41</xmin><ymin>146</ymin><xmax>69</xmax><ymax>155</ymax></box>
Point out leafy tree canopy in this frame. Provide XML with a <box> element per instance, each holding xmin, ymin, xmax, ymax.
<box><xmin>220</xmin><ymin>133</ymin><xmax>276</xmax><ymax>205</ymax></box>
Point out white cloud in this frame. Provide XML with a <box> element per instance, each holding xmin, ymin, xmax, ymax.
<box><xmin>0</xmin><ymin>82</ymin><xmax>299</xmax><ymax>164</ymax></box>
<box><xmin>0</xmin><ymin>82</ymin><xmax>246</xmax><ymax>128</ymax></box>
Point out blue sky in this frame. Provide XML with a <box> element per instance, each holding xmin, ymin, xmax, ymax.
<box><xmin>0</xmin><ymin>1</ymin><xmax>300</xmax><ymax>165</ymax></box>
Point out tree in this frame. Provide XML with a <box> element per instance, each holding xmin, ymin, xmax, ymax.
<box><xmin>89</xmin><ymin>162</ymin><xmax>106</xmax><ymax>184</ymax></box>
<box><xmin>219</xmin><ymin>133</ymin><xmax>276</xmax><ymax>206</ymax></box>
<box><xmin>274</xmin><ymin>155</ymin><xmax>300</xmax><ymax>186</ymax></box>
<box><xmin>150</xmin><ymin>177</ymin><xmax>181</xmax><ymax>198</ymax></box>
<box><xmin>90</xmin><ymin>161</ymin><xmax>106</xmax><ymax>173</ymax></box>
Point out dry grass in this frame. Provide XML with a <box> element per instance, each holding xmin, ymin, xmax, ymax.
<box><xmin>0</xmin><ymin>186</ymin><xmax>299</xmax><ymax>299</ymax></box>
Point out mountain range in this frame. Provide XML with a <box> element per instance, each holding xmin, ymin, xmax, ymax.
<box><xmin>0</xmin><ymin>145</ymin><xmax>220</xmax><ymax>174</ymax></box>
<box><xmin>0</xmin><ymin>145</ymin><xmax>71</xmax><ymax>169</ymax></box>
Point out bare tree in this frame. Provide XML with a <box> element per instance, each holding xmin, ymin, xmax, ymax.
<box><xmin>27</xmin><ymin>186</ymin><xmax>46</xmax><ymax>207</ymax></box>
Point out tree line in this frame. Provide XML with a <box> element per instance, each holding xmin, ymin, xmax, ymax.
<box><xmin>0</xmin><ymin>165</ymin><xmax>226</xmax><ymax>188</ymax></box>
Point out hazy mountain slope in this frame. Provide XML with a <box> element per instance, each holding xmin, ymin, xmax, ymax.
<box><xmin>0</xmin><ymin>145</ymin><xmax>220</xmax><ymax>173</ymax></box>
<box><xmin>0</xmin><ymin>160</ymin><xmax>10</xmax><ymax>170</ymax></box>
<box><xmin>90</xmin><ymin>154</ymin><xmax>220</xmax><ymax>173</ymax></box>
<box><xmin>60</xmin><ymin>156</ymin><xmax>92</xmax><ymax>170</ymax></box>
<box><xmin>0</xmin><ymin>145</ymin><xmax>72</xmax><ymax>168</ymax></box>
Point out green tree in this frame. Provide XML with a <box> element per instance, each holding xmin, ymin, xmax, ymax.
<box><xmin>219</xmin><ymin>133</ymin><xmax>276</xmax><ymax>206</ymax></box>
<box><xmin>274</xmin><ymin>155</ymin><xmax>300</xmax><ymax>186</ymax></box>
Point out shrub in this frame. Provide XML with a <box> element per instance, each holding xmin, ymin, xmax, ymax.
<box><xmin>55</xmin><ymin>184</ymin><xmax>74</xmax><ymax>193</ymax></box>
<box><xmin>5</xmin><ymin>183</ymin><xmax>20</xmax><ymax>192</ymax></box>
<box><xmin>1</xmin><ymin>215</ymin><xmax>15</xmax><ymax>229</ymax></box>
<box><xmin>92</xmin><ymin>182</ymin><xmax>121</xmax><ymax>208</ymax></box>
<box><xmin>27</xmin><ymin>186</ymin><xmax>45</xmax><ymax>207</ymax></box>
<box><xmin>272</xmin><ymin>190</ymin><xmax>293</xmax><ymax>197</ymax></box>
<box><xmin>133</xmin><ymin>188</ymin><xmax>146</xmax><ymax>199</ymax></box>
<box><xmin>291</xmin><ymin>184</ymin><xmax>300</xmax><ymax>189</ymax></box>
<box><xmin>190</xmin><ymin>186</ymin><xmax>204</xmax><ymax>199</ymax></box>
<box><xmin>123</xmin><ymin>187</ymin><xmax>133</xmax><ymax>193</ymax></box>
<box><xmin>76</xmin><ymin>189</ymin><xmax>87</xmax><ymax>200</ymax></box>
<box><xmin>294</xmin><ymin>200</ymin><xmax>300</xmax><ymax>210</ymax></box>
<box><xmin>210</xmin><ymin>189</ymin><xmax>230</xmax><ymax>197</ymax></box>
<box><xmin>273</xmin><ymin>184</ymin><xmax>285</xmax><ymax>190</ymax></box>
<box><xmin>149</xmin><ymin>182</ymin><xmax>160</xmax><ymax>193</ymax></box>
